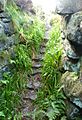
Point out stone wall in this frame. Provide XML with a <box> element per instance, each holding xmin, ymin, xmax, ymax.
<box><xmin>0</xmin><ymin>0</ymin><xmax>17</xmax><ymax>80</ymax></box>
<box><xmin>0</xmin><ymin>0</ymin><xmax>36</xmax><ymax>80</ymax></box>
<box><xmin>14</xmin><ymin>0</ymin><xmax>35</xmax><ymax>14</ymax></box>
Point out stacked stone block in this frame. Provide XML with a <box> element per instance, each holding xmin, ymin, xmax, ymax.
<box><xmin>0</xmin><ymin>0</ymin><xmax>17</xmax><ymax>80</ymax></box>
<box><xmin>56</xmin><ymin>0</ymin><xmax>82</xmax><ymax>119</ymax></box>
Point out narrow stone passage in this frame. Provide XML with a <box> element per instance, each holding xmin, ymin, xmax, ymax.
<box><xmin>21</xmin><ymin>22</ymin><xmax>51</xmax><ymax>120</ymax></box>
<box><xmin>0</xmin><ymin>1</ymin><xmax>69</xmax><ymax>120</ymax></box>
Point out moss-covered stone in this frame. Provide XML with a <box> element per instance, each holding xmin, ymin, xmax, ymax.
<box><xmin>0</xmin><ymin>21</ymin><xmax>6</xmax><ymax>41</ymax></box>
<box><xmin>61</xmin><ymin>71</ymin><xmax>82</xmax><ymax>98</ymax></box>
<box><xmin>67</xmin><ymin>11</ymin><xmax>82</xmax><ymax>45</ymax></box>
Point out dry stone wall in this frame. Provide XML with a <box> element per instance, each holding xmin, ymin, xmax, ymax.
<box><xmin>0</xmin><ymin>0</ymin><xmax>35</xmax><ymax>80</ymax></box>
<box><xmin>0</xmin><ymin>0</ymin><xmax>17</xmax><ymax>80</ymax></box>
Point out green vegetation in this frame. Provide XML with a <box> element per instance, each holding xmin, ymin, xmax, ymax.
<box><xmin>0</xmin><ymin>1</ymin><xmax>66</xmax><ymax>119</ymax></box>
<box><xmin>7</xmin><ymin>3</ymin><xmax>45</xmax><ymax>53</ymax></box>
<box><xmin>0</xmin><ymin>2</ymin><xmax>45</xmax><ymax>120</ymax></box>
<box><xmin>0</xmin><ymin>72</ymin><xmax>25</xmax><ymax>120</ymax></box>
<box><xmin>32</xmin><ymin>18</ymin><xmax>66</xmax><ymax>120</ymax></box>
<box><xmin>14</xmin><ymin>44</ymin><xmax>32</xmax><ymax>73</ymax></box>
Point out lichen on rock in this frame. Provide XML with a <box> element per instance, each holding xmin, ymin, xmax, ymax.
<box><xmin>61</xmin><ymin>71</ymin><xmax>82</xmax><ymax>97</ymax></box>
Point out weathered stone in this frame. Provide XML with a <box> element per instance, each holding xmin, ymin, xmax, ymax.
<box><xmin>23</xmin><ymin>90</ymin><xmax>37</xmax><ymax>100</ymax></box>
<box><xmin>0</xmin><ymin>35</ymin><xmax>18</xmax><ymax>51</ymax></box>
<box><xmin>61</xmin><ymin>71</ymin><xmax>82</xmax><ymax>98</ymax></box>
<box><xmin>0</xmin><ymin>11</ymin><xmax>10</xmax><ymax>19</ymax></box>
<box><xmin>62</xmin><ymin>39</ymin><xmax>80</xmax><ymax>72</ymax></box>
<box><xmin>0</xmin><ymin>21</ymin><xmax>6</xmax><ymax>41</ymax></box>
<box><xmin>66</xmin><ymin>100</ymin><xmax>81</xmax><ymax>120</ymax></box>
<box><xmin>0</xmin><ymin>56</ymin><xmax>8</xmax><ymax>69</ymax></box>
<box><xmin>5</xmin><ymin>35</ymin><xmax>18</xmax><ymax>48</ymax></box>
<box><xmin>56</xmin><ymin>0</ymin><xmax>82</xmax><ymax>15</ymax></box>
<box><xmin>0</xmin><ymin>12</ymin><xmax>9</xmax><ymax>18</ymax></box>
<box><xmin>33</xmin><ymin>74</ymin><xmax>41</xmax><ymax>81</ymax></box>
<box><xmin>60</xmin><ymin>11</ymin><xmax>82</xmax><ymax>56</ymax></box>
<box><xmin>1</xmin><ymin>17</ymin><xmax>11</xmax><ymax>23</ymax></box>
<box><xmin>0</xmin><ymin>50</ymin><xmax>10</xmax><ymax>68</ymax></box>
<box><xmin>44</xmin><ymin>30</ymin><xmax>50</xmax><ymax>41</ymax></box>
<box><xmin>27</xmin><ymin>79</ymin><xmax>41</xmax><ymax>90</ymax></box>
<box><xmin>32</xmin><ymin>56</ymin><xmax>43</xmax><ymax>62</ymax></box>
<box><xmin>0</xmin><ymin>4</ymin><xmax>15</xmax><ymax>81</ymax></box>
<box><xmin>0</xmin><ymin>0</ymin><xmax>7</xmax><ymax>12</ymax></box>
<box><xmin>33</xmin><ymin>80</ymin><xmax>41</xmax><ymax>89</ymax></box>
<box><xmin>62</xmin><ymin>39</ymin><xmax>80</xmax><ymax>59</ymax></box>
<box><xmin>63</xmin><ymin>39</ymin><xmax>80</xmax><ymax>60</ymax></box>
<box><xmin>32</xmin><ymin>64</ymin><xmax>42</xmax><ymax>69</ymax></box>
<box><xmin>0</xmin><ymin>65</ymin><xmax>11</xmax><ymax>80</ymax></box>
<box><xmin>15</xmin><ymin>0</ymin><xmax>35</xmax><ymax>14</ymax></box>
<box><xmin>72</xmin><ymin>98</ymin><xmax>82</xmax><ymax>108</ymax></box>
<box><xmin>40</xmin><ymin>47</ymin><xmax>45</xmax><ymax>54</ymax></box>
<box><xmin>0</xmin><ymin>41</ymin><xmax>5</xmax><ymax>51</ymax></box>
<box><xmin>67</xmin><ymin>49</ymin><xmax>80</xmax><ymax>60</ymax></box>
<box><xmin>31</xmin><ymin>69</ymin><xmax>42</xmax><ymax>76</ymax></box>
<box><xmin>0</xmin><ymin>46</ymin><xmax>15</xmax><ymax>74</ymax></box>
<box><xmin>61</xmin><ymin>71</ymin><xmax>82</xmax><ymax>118</ymax></box>
<box><xmin>27</xmin><ymin>80</ymin><xmax>34</xmax><ymax>89</ymax></box>
<box><xmin>3</xmin><ymin>21</ymin><xmax>14</xmax><ymax>36</ymax></box>
<box><xmin>0</xmin><ymin>15</ymin><xmax>13</xmax><ymax>37</ymax></box>
<box><xmin>66</xmin><ymin>11</ymin><xmax>82</xmax><ymax>44</ymax></box>
<box><xmin>57</xmin><ymin>1</ymin><xmax>82</xmax><ymax>119</ymax></box>
<box><xmin>63</xmin><ymin>60</ymin><xmax>80</xmax><ymax>72</ymax></box>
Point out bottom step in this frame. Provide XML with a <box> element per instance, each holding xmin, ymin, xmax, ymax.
<box><xmin>31</xmin><ymin>71</ymin><xmax>42</xmax><ymax>76</ymax></box>
<box><xmin>32</xmin><ymin>57</ymin><xmax>43</xmax><ymax>62</ymax></box>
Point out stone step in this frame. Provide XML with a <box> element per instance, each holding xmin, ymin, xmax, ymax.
<box><xmin>32</xmin><ymin>64</ymin><xmax>42</xmax><ymax>69</ymax></box>
<box><xmin>33</xmin><ymin>74</ymin><xmax>42</xmax><ymax>81</ymax></box>
<box><xmin>32</xmin><ymin>54</ymin><xmax>44</xmax><ymax>62</ymax></box>
<box><xmin>44</xmin><ymin>31</ymin><xmax>50</xmax><ymax>41</ymax></box>
<box><xmin>33</xmin><ymin>80</ymin><xmax>41</xmax><ymax>90</ymax></box>
<box><xmin>45</xmin><ymin>23</ymin><xmax>51</xmax><ymax>31</ymax></box>
<box><xmin>21</xmin><ymin>99</ymin><xmax>34</xmax><ymax>119</ymax></box>
<box><xmin>40</xmin><ymin>46</ymin><xmax>46</xmax><ymax>51</ymax></box>
<box><xmin>39</xmin><ymin>47</ymin><xmax>45</xmax><ymax>54</ymax></box>
<box><xmin>44</xmin><ymin>37</ymin><xmax>49</xmax><ymax>42</ymax></box>
<box><xmin>37</xmin><ymin>54</ymin><xmax>44</xmax><ymax>58</ymax></box>
<box><xmin>33</xmin><ymin>68</ymin><xmax>42</xmax><ymax>73</ymax></box>
<box><xmin>40</xmin><ymin>43</ymin><xmax>46</xmax><ymax>48</ymax></box>
<box><xmin>23</xmin><ymin>90</ymin><xmax>37</xmax><ymax>101</ymax></box>
<box><xmin>27</xmin><ymin>79</ymin><xmax>41</xmax><ymax>90</ymax></box>
<box><xmin>40</xmin><ymin>48</ymin><xmax>46</xmax><ymax>53</ymax></box>
<box><xmin>31</xmin><ymin>70</ymin><xmax>42</xmax><ymax>76</ymax></box>
<box><xmin>26</xmin><ymin>80</ymin><xmax>34</xmax><ymax>90</ymax></box>
<box><xmin>40</xmin><ymin>50</ymin><xmax>45</xmax><ymax>54</ymax></box>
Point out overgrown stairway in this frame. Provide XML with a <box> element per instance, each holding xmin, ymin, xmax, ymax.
<box><xmin>21</xmin><ymin>23</ymin><xmax>51</xmax><ymax>120</ymax></box>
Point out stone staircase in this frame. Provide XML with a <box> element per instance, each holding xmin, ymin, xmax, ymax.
<box><xmin>21</xmin><ymin>24</ymin><xmax>51</xmax><ymax>120</ymax></box>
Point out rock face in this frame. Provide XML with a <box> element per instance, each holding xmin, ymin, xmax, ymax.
<box><xmin>61</xmin><ymin>71</ymin><xmax>82</xmax><ymax>98</ymax></box>
<box><xmin>0</xmin><ymin>1</ymin><xmax>17</xmax><ymax>80</ymax></box>
<box><xmin>14</xmin><ymin>0</ymin><xmax>35</xmax><ymax>14</ymax></box>
<box><xmin>56</xmin><ymin>0</ymin><xmax>82</xmax><ymax>15</ymax></box>
<box><xmin>61</xmin><ymin>71</ymin><xmax>82</xmax><ymax>119</ymax></box>
<box><xmin>56</xmin><ymin>0</ymin><xmax>82</xmax><ymax>119</ymax></box>
<box><xmin>66</xmin><ymin>12</ymin><xmax>82</xmax><ymax>44</ymax></box>
<box><xmin>0</xmin><ymin>0</ymin><xmax>7</xmax><ymax>12</ymax></box>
